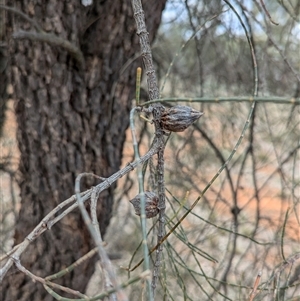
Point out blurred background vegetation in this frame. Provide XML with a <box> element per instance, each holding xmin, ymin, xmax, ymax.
<box><xmin>107</xmin><ymin>1</ymin><xmax>300</xmax><ymax>300</ymax></box>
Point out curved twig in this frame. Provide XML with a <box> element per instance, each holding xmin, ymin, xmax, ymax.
<box><xmin>0</xmin><ymin>141</ymin><xmax>160</xmax><ymax>282</ymax></box>
<box><xmin>12</xmin><ymin>30</ymin><xmax>85</xmax><ymax>70</ymax></box>
<box><xmin>0</xmin><ymin>5</ymin><xmax>43</xmax><ymax>32</ymax></box>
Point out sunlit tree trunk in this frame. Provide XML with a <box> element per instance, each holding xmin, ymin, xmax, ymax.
<box><xmin>2</xmin><ymin>1</ymin><xmax>166</xmax><ymax>300</ymax></box>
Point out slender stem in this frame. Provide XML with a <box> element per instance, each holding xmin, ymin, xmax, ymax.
<box><xmin>12</xmin><ymin>30</ymin><xmax>85</xmax><ymax>70</ymax></box>
<box><xmin>131</xmin><ymin>0</ymin><xmax>166</xmax><ymax>298</ymax></box>
<box><xmin>152</xmin><ymin>145</ymin><xmax>166</xmax><ymax>293</ymax></box>
<box><xmin>223</xmin><ymin>0</ymin><xmax>258</xmax><ymax>96</ymax></box>
<box><xmin>136</xmin><ymin>67</ymin><xmax>142</xmax><ymax>106</ymax></box>
<box><xmin>160</xmin><ymin>14</ymin><xmax>218</xmax><ymax>95</ymax></box>
<box><xmin>0</xmin><ymin>142</ymin><xmax>159</xmax><ymax>282</ymax></box>
<box><xmin>0</xmin><ymin>5</ymin><xmax>43</xmax><ymax>32</ymax></box>
<box><xmin>75</xmin><ymin>174</ymin><xmax>126</xmax><ymax>301</ymax></box>
<box><xmin>281</xmin><ymin>208</ymin><xmax>289</xmax><ymax>263</ymax></box>
<box><xmin>141</xmin><ymin>97</ymin><xmax>300</xmax><ymax>106</ymax></box>
<box><xmin>130</xmin><ymin>107</ymin><xmax>153</xmax><ymax>301</ymax></box>
<box><xmin>131</xmin><ymin>0</ymin><xmax>160</xmax><ymax>101</ymax></box>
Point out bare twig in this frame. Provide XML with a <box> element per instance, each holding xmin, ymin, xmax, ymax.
<box><xmin>130</xmin><ymin>106</ymin><xmax>153</xmax><ymax>281</ymax></box>
<box><xmin>131</xmin><ymin>1</ymin><xmax>160</xmax><ymax>101</ymax></box>
<box><xmin>45</xmin><ymin>248</ymin><xmax>98</xmax><ymax>281</ymax></box>
<box><xmin>241</xmin><ymin>1</ymin><xmax>300</xmax><ymax>83</ymax></box>
<box><xmin>160</xmin><ymin>14</ymin><xmax>219</xmax><ymax>94</ymax></box>
<box><xmin>0</xmin><ymin>4</ymin><xmax>43</xmax><ymax>32</ymax></box>
<box><xmin>13</xmin><ymin>258</ymin><xmax>89</xmax><ymax>298</ymax></box>
<box><xmin>223</xmin><ymin>0</ymin><xmax>258</xmax><ymax>96</ymax></box>
<box><xmin>131</xmin><ymin>0</ymin><xmax>166</xmax><ymax>297</ymax></box>
<box><xmin>0</xmin><ymin>5</ymin><xmax>80</xmax><ymax>76</ymax></box>
<box><xmin>142</xmin><ymin>97</ymin><xmax>300</xmax><ymax>106</ymax></box>
<box><xmin>12</xmin><ymin>30</ymin><xmax>85</xmax><ymax>70</ymax></box>
<box><xmin>44</xmin><ymin>270</ymin><xmax>152</xmax><ymax>301</ymax></box>
<box><xmin>259</xmin><ymin>0</ymin><xmax>279</xmax><ymax>25</ymax></box>
<box><xmin>248</xmin><ymin>271</ymin><xmax>262</xmax><ymax>301</ymax></box>
<box><xmin>0</xmin><ymin>141</ymin><xmax>159</xmax><ymax>282</ymax></box>
<box><xmin>75</xmin><ymin>173</ymin><xmax>123</xmax><ymax>301</ymax></box>
<box><xmin>90</xmin><ymin>188</ymin><xmax>116</xmax><ymax>301</ymax></box>
<box><xmin>259</xmin><ymin>253</ymin><xmax>300</xmax><ymax>298</ymax></box>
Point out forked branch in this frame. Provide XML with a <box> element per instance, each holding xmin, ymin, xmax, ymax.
<box><xmin>0</xmin><ymin>141</ymin><xmax>160</xmax><ymax>282</ymax></box>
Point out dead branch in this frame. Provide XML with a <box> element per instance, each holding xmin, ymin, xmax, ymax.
<box><xmin>12</xmin><ymin>30</ymin><xmax>85</xmax><ymax>70</ymax></box>
<box><xmin>0</xmin><ymin>140</ymin><xmax>160</xmax><ymax>282</ymax></box>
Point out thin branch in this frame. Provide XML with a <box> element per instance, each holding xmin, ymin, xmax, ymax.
<box><xmin>223</xmin><ymin>0</ymin><xmax>259</xmax><ymax>96</ymax></box>
<box><xmin>242</xmin><ymin>1</ymin><xmax>300</xmax><ymax>83</ymax></box>
<box><xmin>131</xmin><ymin>0</ymin><xmax>160</xmax><ymax>101</ymax></box>
<box><xmin>0</xmin><ymin>5</ymin><xmax>43</xmax><ymax>32</ymax></box>
<box><xmin>12</xmin><ymin>258</ymin><xmax>89</xmax><ymax>298</ymax></box>
<box><xmin>0</xmin><ymin>141</ymin><xmax>159</xmax><ymax>282</ymax></box>
<box><xmin>75</xmin><ymin>173</ymin><xmax>125</xmax><ymax>301</ymax></box>
<box><xmin>142</xmin><ymin>97</ymin><xmax>300</xmax><ymax>106</ymax></box>
<box><xmin>281</xmin><ymin>208</ymin><xmax>290</xmax><ymax>263</ymax></box>
<box><xmin>129</xmin><ymin>106</ymin><xmax>153</xmax><ymax>300</ymax></box>
<box><xmin>160</xmin><ymin>14</ymin><xmax>219</xmax><ymax>95</ymax></box>
<box><xmin>45</xmin><ymin>248</ymin><xmax>98</xmax><ymax>281</ymax></box>
<box><xmin>90</xmin><ymin>188</ymin><xmax>116</xmax><ymax>301</ymax></box>
<box><xmin>259</xmin><ymin>0</ymin><xmax>279</xmax><ymax>25</ymax></box>
<box><xmin>131</xmin><ymin>0</ymin><xmax>166</xmax><ymax>298</ymax></box>
<box><xmin>12</xmin><ymin>30</ymin><xmax>85</xmax><ymax>70</ymax></box>
<box><xmin>44</xmin><ymin>270</ymin><xmax>152</xmax><ymax>301</ymax></box>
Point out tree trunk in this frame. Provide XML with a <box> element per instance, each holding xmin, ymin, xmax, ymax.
<box><xmin>2</xmin><ymin>1</ymin><xmax>166</xmax><ymax>300</ymax></box>
<box><xmin>0</xmin><ymin>0</ymin><xmax>8</xmax><ymax>136</ymax></box>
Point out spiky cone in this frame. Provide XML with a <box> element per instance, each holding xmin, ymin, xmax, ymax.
<box><xmin>130</xmin><ymin>191</ymin><xmax>159</xmax><ymax>218</ymax></box>
<box><xmin>161</xmin><ymin>105</ymin><xmax>203</xmax><ymax>132</ymax></box>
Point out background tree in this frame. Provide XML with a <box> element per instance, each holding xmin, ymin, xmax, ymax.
<box><xmin>1</xmin><ymin>1</ymin><xmax>166</xmax><ymax>300</ymax></box>
<box><xmin>0</xmin><ymin>0</ymin><xmax>8</xmax><ymax>137</ymax></box>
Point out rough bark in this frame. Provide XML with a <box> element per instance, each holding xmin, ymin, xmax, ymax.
<box><xmin>0</xmin><ymin>43</ymin><xmax>8</xmax><ymax>137</ymax></box>
<box><xmin>0</xmin><ymin>0</ymin><xmax>8</xmax><ymax>137</ymax></box>
<box><xmin>2</xmin><ymin>0</ymin><xmax>166</xmax><ymax>300</ymax></box>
